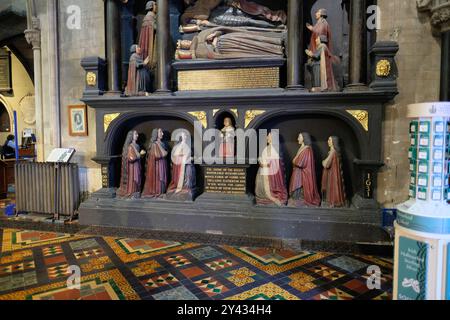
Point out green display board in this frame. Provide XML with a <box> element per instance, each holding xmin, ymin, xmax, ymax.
<box><xmin>397</xmin><ymin>236</ymin><xmax>428</xmax><ymax>300</ymax></box>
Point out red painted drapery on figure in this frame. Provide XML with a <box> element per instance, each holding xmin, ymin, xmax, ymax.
<box><xmin>255</xmin><ymin>145</ymin><xmax>288</xmax><ymax>206</ymax></box>
<box><xmin>289</xmin><ymin>146</ymin><xmax>321</xmax><ymax>207</ymax></box>
<box><xmin>309</xmin><ymin>17</ymin><xmax>332</xmax><ymax>52</ymax></box>
<box><xmin>321</xmin><ymin>150</ymin><xmax>346</xmax><ymax>207</ymax></box>
<box><xmin>138</xmin><ymin>9</ymin><xmax>157</xmax><ymax>67</ymax></box>
<box><xmin>117</xmin><ymin>143</ymin><xmax>141</xmax><ymax>198</ymax></box>
<box><xmin>167</xmin><ymin>142</ymin><xmax>195</xmax><ymax>194</ymax></box>
<box><xmin>142</xmin><ymin>142</ymin><xmax>168</xmax><ymax>198</ymax></box>
<box><xmin>318</xmin><ymin>42</ymin><xmax>339</xmax><ymax>92</ymax></box>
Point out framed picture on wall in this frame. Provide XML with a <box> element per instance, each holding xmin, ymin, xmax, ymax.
<box><xmin>68</xmin><ymin>105</ymin><xmax>88</xmax><ymax>136</ymax></box>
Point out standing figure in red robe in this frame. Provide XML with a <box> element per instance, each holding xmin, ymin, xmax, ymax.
<box><xmin>255</xmin><ymin>132</ymin><xmax>288</xmax><ymax>206</ymax></box>
<box><xmin>306</xmin><ymin>8</ymin><xmax>332</xmax><ymax>53</ymax></box>
<box><xmin>117</xmin><ymin>130</ymin><xmax>145</xmax><ymax>199</ymax></box>
<box><xmin>139</xmin><ymin>1</ymin><xmax>157</xmax><ymax>65</ymax></box>
<box><xmin>166</xmin><ymin>131</ymin><xmax>197</xmax><ymax>201</ymax></box>
<box><xmin>142</xmin><ymin>128</ymin><xmax>169</xmax><ymax>198</ymax></box>
<box><xmin>321</xmin><ymin>136</ymin><xmax>347</xmax><ymax>208</ymax></box>
<box><xmin>289</xmin><ymin>133</ymin><xmax>321</xmax><ymax>207</ymax></box>
<box><xmin>305</xmin><ymin>35</ymin><xmax>339</xmax><ymax>92</ymax></box>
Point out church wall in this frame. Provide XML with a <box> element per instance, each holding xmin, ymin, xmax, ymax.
<box><xmin>376</xmin><ymin>0</ymin><xmax>441</xmax><ymax>206</ymax></box>
<box><xmin>35</xmin><ymin>0</ymin><xmax>105</xmax><ymax>193</ymax></box>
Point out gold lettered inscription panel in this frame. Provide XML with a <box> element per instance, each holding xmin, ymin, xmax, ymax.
<box><xmin>178</xmin><ymin>67</ymin><xmax>279</xmax><ymax>91</ymax></box>
<box><xmin>204</xmin><ymin>166</ymin><xmax>247</xmax><ymax>195</ymax></box>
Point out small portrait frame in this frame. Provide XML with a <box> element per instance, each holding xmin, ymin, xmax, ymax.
<box><xmin>68</xmin><ymin>105</ymin><xmax>88</xmax><ymax>136</ymax></box>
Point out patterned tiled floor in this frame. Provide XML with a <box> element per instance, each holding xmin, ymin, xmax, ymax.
<box><xmin>0</xmin><ymin>227</ymin><xmax>393</xmax><ymax>300</ymax></box>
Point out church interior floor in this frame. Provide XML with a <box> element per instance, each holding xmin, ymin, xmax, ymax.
<box><xmin>0</xmin><ymin>227</ymin><xmax>393</xmax><ymax>300</ymax></box>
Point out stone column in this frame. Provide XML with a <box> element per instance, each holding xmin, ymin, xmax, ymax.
<box><xmin>346</xmin><ymin>0</ymin><xmax>367</xmax><ymax>91</ymax></box>
<box><xmin>441</xmin><ymin>31</ymin><xmax>450</xmax><ymax>101</ymax></box>
<box><xmin>155</xmin><ymin>0</ymin><xmax>171</xmax><ymax>94</ymax></box>
<box><xmin>25</xmin><ymin>16</ymin><xmax>44</xmax><ymax>162</ymax></box>
<box><xmin>286</xmin><ymin>0</ymin><xmax>305</xmax><ymax>90</ymax></box>
<box><xmin>47</xmin><ymin>0</ymin><xmax>61</xmax><ymax>149</ymax></box>
<box><xmin>417</xmin><ymin>0</ymin><xmax>450</xmax><ymax>101</ymax></box>
<box><xmin>106</xmin><ymin>0</ymin><xmax>122</xmax><ymax>93</ymax></box>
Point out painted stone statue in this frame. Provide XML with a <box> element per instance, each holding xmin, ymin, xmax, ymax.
<box><xmin>306</xmin><ymin>8</ymin><xmax>332</xmax><ymax>53</ymax></box>
<box><xmin>305</xmin><ymin>35</ymin><xmax>339</xmax><ymax>92</ymax></box>
<box><xmin>125</xmin><ymin>45</ymin><xmax>151</xmax><ymax>96</ymax></box>
<box><xmin>138</xmin><ymin>1</ymin><xmax>157</xmax><ymax>70</ymax></box>
<box><xmin>166</xmin><ymin>131</ymin><xmax>197</xmax><ymax>201</ymax></box>
<box><xmin>175</xmin><ymin>26</ymin><xmax>285</xmax><ymax>60</ymax></box>
<box><xmin>321</xmin><ymin>136</ymin><xmax>347</xmax><ymax>208</ymax></box>
<box><xmin>117</xmin><ymin>130</ymin><xmax>146</xmax><ymax>199</ymax></box>
<box><xmin>289</xmin><ymin>133</ymin><xmax>321</xmax><ymax>207</ymax></box>
<box><xmin>180</xmin><ymin>0</ymin><xmax>286</xmax><ymax>30</ymax></box>
<box><xmin>142</xmin><ymin>128</ymin><xmax>169</xmax><ymax>198</ymax></box>
<box><xmin>219</xmin><ymin>117</ymin><xmax>235</xmax><ymax>158</ymax></box>
<box><xmin>255</xmin><ymin>132</ymin><xmax>288</xmax><ymax>206</ymax></box>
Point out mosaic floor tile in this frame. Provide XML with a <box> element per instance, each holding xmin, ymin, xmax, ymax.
<box><xmin>69</xmin><ymin>239</ymin><xmax>100</xmax><ymax>251</ymax></box>
<box><xmin>105</xmin><ymin>237</ymin><xmax>198</xmax><ymax>263</ymax></box>
<box><xmin>73</xmin><ymin>248</ymin><xmax>104</xmax><ymax>260</ymax></box>
<box><xmin>1</xmin><ymin>229</ymin><xmax>86</xmax><ymax>252</ymax></box>
<box><xmin>142</xmin><ymin>273</ymin><xmax>179</xmax><ymax>290</ymax></box>
<box><xmin>131</xmin><ymin>260</ymin><xmax>162</xmax><ymax>277</ymax></box>
<box><xmin>373</xmin><ymin>291</ymin><xmax>392</xmax><ymax>300</ymax></box>
<box><xmin>0</xmin><ymin>261</ymin><xmax>35</xmax><ymax>276</ymax></box>
<box><xmin>116</xmin><ymin>238</ymin><xmax>181</xmax><ymax>255</ymax></box>
<box><xmin>152</xmin><ymin>286</ymin><xmax>198</xmax><ymax>300</ymax></box>
<box><xmin>205</xmin><ymin>258</ymin><xmax>237</xmax><ymax>271</ymax></box>
<box><xmin>343</xmin><ymin>279</ymin><xmax>371</xmax><ymax>295</ymax></box>
<box><xmin>0</xmin><ymin>269</ymin><xmax>139</xmax><ymax>300</ymax></box>
<box><xmin>0</xmin><ymin>250</ymin><xmax>33</xmax><ymax>264</ymax></box>
<box><xmin>312</xmin><ymin>288</ymin><xmax>354</xmax><ymax>300</ymax></box>
<box><xmin>180</xmin><ymin>266</ymin><xmax>205</xmax><ymax>279</ymax></box>
<box><xmin>188</xmin><ymin>247</ymin><xmax>223</xmax><ymax>261</ymax></box>
<box><xmin>223</xmin><ymin>267</ymin><xmax>264</xmax><ymax>287</ymax></box>
<box><xmin>307</xmin><ymin>264</ymin><xmax>340</xmax><ymax>278</ymax></box>
<box><xmin>226</xmin><ymin>283</ymin><xmax>300</xmax><ymax>300</ymax></box>
<box><xmin>288</xmin><ymin>272</ymin><xmax>317</xmax><ymax>293</ymax></box>
<box><xmin>165</xmin><ymin>255</ymin><xmax>192</xmax><ymax>268</ymax></box>
<box><xmin>44</xmin><ymin>255</ymin><xmax>67</xmax><ymax>266</ymax></box>
<box><xmin>194</xmin><ymin>277</ymin><xmax>228</xmax><ymax>297</ymax></box>
<box><xmin>47</xmin><ymin>264</ymin><xmax>70</xmax><ymax>279</ymax></box>
<box><xmin>327</xmin><ymin>256</ymin><xmax>369</xmax><ymax>273</ymax></box>
<box><xmin>0</xmin><ymin>227</ymin><xmax>393</xmax><ymax>300</ymax></box>
<box><xmin>225</xmin><ymin>246</ymin><xmax>329</xmax><ymax>276</ymax></box>
<box><xmin>80</xmin><ymin>256</ymin><xmax>114</xmax><ymax>273</ymax></box>
<box><xmin>42</xmin><ymin>245</ymin><xmax>63</xmax><ymax>257</ymax></box>
<box><xmin>0</xmin><ymin>271</ymin><xmax>38</xmax><ymax>292</ymax></box>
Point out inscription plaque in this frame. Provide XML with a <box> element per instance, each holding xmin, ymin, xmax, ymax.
<box><xmin>204</xmin><ymin>166</ymin><xmax>247</xmax><ymax>195</ymax></box>
<box><xmin>0</xmin><ymin>49</ymin><xmax>12</xmax><ymax>92</ymax></box>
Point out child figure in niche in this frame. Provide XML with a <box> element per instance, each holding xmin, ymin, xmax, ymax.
<box><xmin>219</xmin><ymin>117</ymin><xmax>235</xmax><ymax>159</ymax></box>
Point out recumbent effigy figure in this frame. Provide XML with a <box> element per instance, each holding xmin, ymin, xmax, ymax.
<box><xmin>180</xmin><ymin>0</ymin><xmax>286</xmax><ymax>32</ymax></box>
<box><xmin>175</xmin><ymin>26</ymin><xmax>286</xmax><ymax>60</ymax></box>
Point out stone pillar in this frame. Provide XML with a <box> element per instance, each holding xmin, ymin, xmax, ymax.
<box><xmin>47</xmin><ymin>0</ymin><xmax>61</xmax><ymax>149</ymax></box>
<box><xmin>106</xmin><ymin>0</ymin><xmax>122</xmax><ymax>93</ymax></box>
<box><xmin>417</xmin><ymin>0</ymin><xmax>450</xmax><ymax>101</ymax></box>
<box><xmin>286</xmin><ymin>0</ymin><xmax>305</xmax><ymax>90</ymax></box>
<box><xmin>24</xmin><ymin>16</ymin><xmax>44</xmax><ymax>162</ymax></box>
<box><xmin>346</xmin><ymin>0</ymin><xmax>367</xmax><ymax>91</ymax></box>
<box><xmin>155</xmin><ymin>0</ymin><xmax>171</xmax><ymax>94</ymax></box>
<box><xmin>441</xmin><ymin>31</ymin><xmax>450</xmax><ymax>101</ymax></box>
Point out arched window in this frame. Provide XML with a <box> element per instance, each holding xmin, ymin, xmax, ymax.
<box><xmin>0</xmin><ymin>102</ymin><xmax>11</xmax><ymax>133</ymax></box>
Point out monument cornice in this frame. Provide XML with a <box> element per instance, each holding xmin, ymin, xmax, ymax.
<box><xmin>418</xmin><ymin>0</ymin><xmax>450</xmax><ymax>33</ymax></box>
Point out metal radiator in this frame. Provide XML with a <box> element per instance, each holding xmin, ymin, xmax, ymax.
<box><xmin>15</xmin><ymin>162</ymin><xmax>81</xmax><ymax>217</ymax></box>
